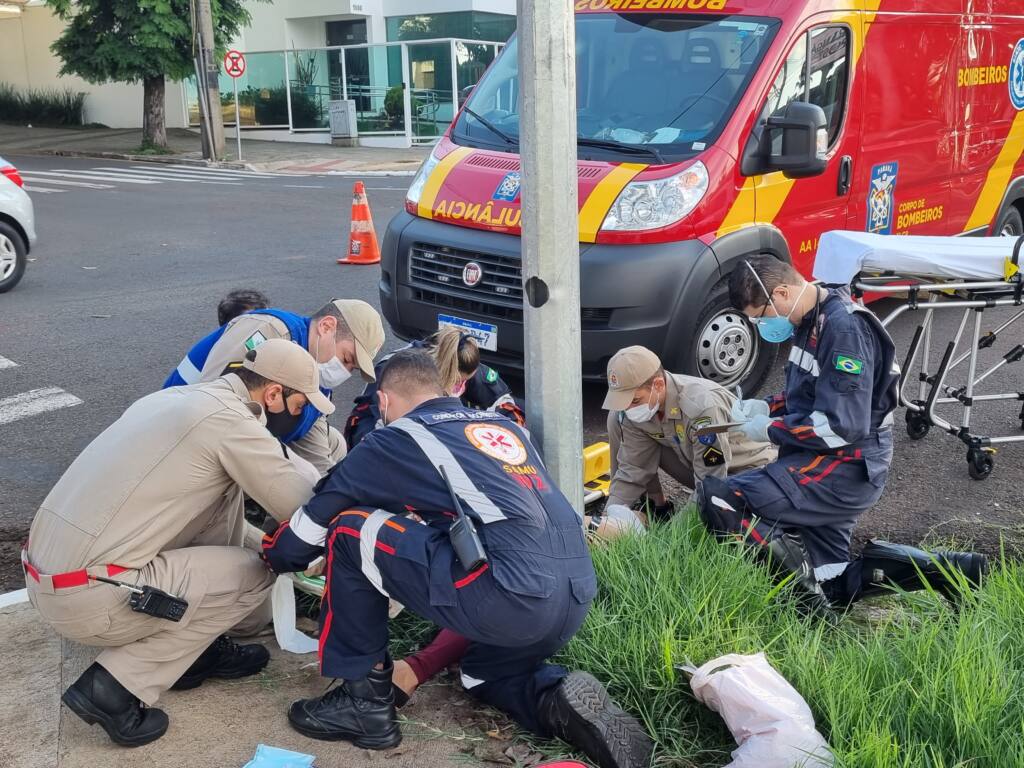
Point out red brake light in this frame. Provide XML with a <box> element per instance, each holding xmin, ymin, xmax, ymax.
<box><xmin>1</xmin><ymin>166</ymin><xmax>24</xmax><ymax>188</ymax></box>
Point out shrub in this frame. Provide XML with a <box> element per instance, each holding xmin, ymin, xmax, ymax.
<box><xmin>0</xmin><ymin>82</ymin><xmax>85</xmax><ymax>126</ymax></box>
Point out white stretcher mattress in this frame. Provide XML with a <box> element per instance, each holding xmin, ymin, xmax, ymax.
<box><xmin>813</xmin><ymin>231</ymin><xmax>1019</xmax><ymax>284</ymax></box>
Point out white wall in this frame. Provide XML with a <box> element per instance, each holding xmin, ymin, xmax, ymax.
<box><xmin>0</xmin><ymin>6</ymin><xmax>187</xmax><ymax>129</ymax></box>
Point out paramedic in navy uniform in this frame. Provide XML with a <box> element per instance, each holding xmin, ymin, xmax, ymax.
<box><xmin>262</xmin><ymin>349</ymin><xmax>653</xmax><ymax>768</ymax></box>
<box><xmin>696</xmin><ymin>255</ymin><xmax>987</xmax><ymax>610</ymax></box>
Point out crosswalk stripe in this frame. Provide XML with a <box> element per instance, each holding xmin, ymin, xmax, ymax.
<box><xmin>24</xmin><ymin>186</ymin><xmax>66</xmax><ymax>194</ymax></box>
<box><xmin>159</xmin><ymin>164</ymin><xmax>281</xmax><ymax>178</ymax></box>
<box><xmin>28</xmin><ymin>170</ymin><xmax>159</xmax><ymax>185</ymax></box>
<box><xmin>0</xmin><ymin>355</ymin><xmax>18</xmax><ymax>370</ymax></box>
<box><xmin>93</xmin><ymin>166</ymin><xmax>253</xmax><ymax>182</ymax></box>
<box><xmin>0</xmin><ymin>387</ymin><xmax>83</xmax><ymax>426</ymax></box>
<box><xmin>87</xmin><ymin>168</ymin><xmax>243</xmax><ymax>185</ymax></box>
<box><xmin>19</xmin><ymin>176</ymin><xmax>114</xmax><ymax>189</ymax></box>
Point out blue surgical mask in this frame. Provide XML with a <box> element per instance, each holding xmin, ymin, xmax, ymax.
<box><xmin>746</xmin><ymin>262</ymin><xmax>808</xmax><ymax>343</ymax></box>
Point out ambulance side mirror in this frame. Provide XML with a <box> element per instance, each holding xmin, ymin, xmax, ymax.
<box><xmin>741</xmin><ymin>101</ymin><xmax>828</xmax><ymax>179</ymax></box>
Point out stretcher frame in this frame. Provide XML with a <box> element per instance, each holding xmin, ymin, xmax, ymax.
<box><xmin>850</xmin><ymin>236</ymin><xmax>1024</xmax><ymax>480</ymax></box>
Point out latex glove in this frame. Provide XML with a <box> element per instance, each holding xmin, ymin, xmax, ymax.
<box><xmin>740</xmin><ymin>413</ymin><xmax>774</xmax><ymax>443</ymax></box>
<box><xmin>731</xmin><ymin>397</ymin><xmax>771</xmax><ymax>423</ymax></box>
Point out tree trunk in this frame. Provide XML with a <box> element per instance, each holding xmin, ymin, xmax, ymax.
<box><xmin>142</xmin><ymin>75</ymin><xmax>167</xmax><ymax>149</ymax></box>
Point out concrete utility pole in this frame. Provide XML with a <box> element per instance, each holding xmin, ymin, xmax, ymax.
<box><xmin>195</xmin><ymin>0</ymin><xmax>225</xmax><ymax>160</ymax></box>
<box><xmin>517</xmin><ymin>0</ymin><xmax>583</xmax><ymax>513</ymax></box>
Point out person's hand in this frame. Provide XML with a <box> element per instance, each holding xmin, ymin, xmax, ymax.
<box><xmin>740</xmin><ymin>413</ymin><xmax>774</xmax><ymax>443</ymax></box>
<box><xmin>731</xmin><ymin>398</ymin><xmax>771</xmax><ymax>423</ymax></box>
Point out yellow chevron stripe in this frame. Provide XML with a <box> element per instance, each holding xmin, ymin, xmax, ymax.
<box><xmin>417</xmin><ymin>146</ymin><xmax>473</xmax><ymax>219</ymax></box>
<box><xmin>964</xmin><ymin>110</ymin><xmax>1024</xmax><ymax>233</ymax></box>
<box><xmin>577</xmin><ymin>163</ymin><xmax>647</xmax><ymax>243</ymax></box>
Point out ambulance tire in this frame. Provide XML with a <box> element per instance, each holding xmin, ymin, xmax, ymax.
<box><xmin>995</xmin><ymin>206</ymin><xmax>1023</xmax><ymax>237</ymax></box>
<box><xmin>685</xmin><ymin>282</ymin><xmax>777</xmax><ymax>394</ymax></box>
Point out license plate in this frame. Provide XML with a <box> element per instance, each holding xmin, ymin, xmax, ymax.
<box><xmin>438</xmin><ymin>314</ymin><xmax>498</xmax><ymax>352</ymax></box>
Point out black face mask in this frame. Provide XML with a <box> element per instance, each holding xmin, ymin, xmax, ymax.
<box><xmin>266</xmin><ymin>407</ymin><xmax>302</xmax><ymax>439</ymax></box>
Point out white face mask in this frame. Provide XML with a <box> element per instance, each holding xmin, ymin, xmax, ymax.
<box><xmin>379</xmin><ymin>392</ymin><xmax>390</xmax><ymax>426</ymax></box>
<box><xmin>314</xmin><ymin>327</ymin><xmax>353</xmax><ymax>389</ymax></box>
<box><xmin>624</xmin><ymin>387</ymin><xmax>659</xmax><ymax>423</ymax></box>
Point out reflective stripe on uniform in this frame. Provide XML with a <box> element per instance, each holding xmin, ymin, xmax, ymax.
<box><xmin>390</xmin><ymin>417</ymin><xmax>507</xmax><ymax>523</ymax></box>
<box><xmin>788</xmin><ymin>345</ymin><xmax>820</xmax><ymax>377</ymax></box>
<box><xmin>814</xmin><ymin>562</ymin><xmax>849</xmax><ymax>582</ymax></box>
<box><xmin>174</xmin><ymin>354</ymin><xmax>202</xmax><ymax>385</ymax></box>
<box><xmin>810</xmin><ymin>410</ymin><xmax>849</xmax><ymax>448</ymax></box>
<box><xmin>359</xmin><ymin>511</ymin><xmax>395</xmax><ymax>598</ymax></box>
<box><xmin>460</xmin><ymin>671</ymin><xmax>486</xmax><ymax>689</ymax></box>
<box><xmin>289</xmin><ymin>507</ymin><xmax>327</xmax><ymax>547</ymax></box>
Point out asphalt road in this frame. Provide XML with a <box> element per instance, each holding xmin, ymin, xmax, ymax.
<box><xmin>1</xmin><ymin>153</ymin><xmax>1022</xmax><ymax>591</ymax></box>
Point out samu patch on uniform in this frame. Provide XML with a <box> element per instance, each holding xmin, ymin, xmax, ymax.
<box><xmin>486</xmin><ymin>368</ymin><xmax>498</xmax><ymax>383</ymax></box>
<box><xmin>244</xmin><ymin>331</ymin><xmax>267</xmax><ymax>351</ymax></box>
<box><xmin>834</xmin><ymin>354</ymin><xmax>864</xmax><ymax>374</ymax></box>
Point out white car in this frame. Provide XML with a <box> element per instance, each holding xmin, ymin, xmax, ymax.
<box><xmin>0</xmin><ymin>155</ymin><xmax>37</xmax><ymax>292</ymax></box>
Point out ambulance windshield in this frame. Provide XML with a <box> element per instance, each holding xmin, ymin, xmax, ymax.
<box><xmin>453</xmin><ymin>14</ymin><xmax>779</xmax><ymax>162</ymax></box>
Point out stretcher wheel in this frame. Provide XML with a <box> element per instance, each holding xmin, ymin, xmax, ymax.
<box><xmin>966</xmin><ymin>449</ymin><xmax>994</xmax><ymax>481</ymax></box>
<box><xmin>905</xmin><ymin>411</ymin><xmax>930</xmax><ymax>440</ymax></box>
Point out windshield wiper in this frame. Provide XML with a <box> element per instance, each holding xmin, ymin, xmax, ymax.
<box><xmin>576</xmin><ymin>137</ymin><xmax>665</xmax><ymax>165</ymax></box>
<box><xmin>461</xmin><ymin>106</ymin><xmax>518</xmax><ymax>147</ymax></box>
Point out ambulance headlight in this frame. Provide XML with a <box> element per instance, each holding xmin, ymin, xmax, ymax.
<box><xmin>406</xmin><ymin>149</ymin><xmax>443</xmax><ymax>210</ymax></box>
<box><xmin>600</xmin><ymin>162</ymin><xmax>708</xmax><ymax>232</ymax></box>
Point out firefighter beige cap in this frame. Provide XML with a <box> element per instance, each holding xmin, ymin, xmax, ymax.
<box><xmin>332</xmin><ymin>299</ymin><xmax>385</xmax><ymax>381</ymax></box>
<box><xmin>242</xmin><ymin>338</ymin><xmax>335</xmax><ymax>415</ymax></box>
<box><xmin>602</xmin><ymin>346</ymin><xmax>662</xmax><ymax>411</ymax></box>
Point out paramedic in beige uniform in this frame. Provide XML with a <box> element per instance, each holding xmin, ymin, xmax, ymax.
<box><xmin>23</xmin><ymin>339</ymin><xmax>330</xmax><ymax>748</ymax></box>
<box><xmin>603</xmin><ymin>346</ymin><xmax>776</xmax><ymax>519</ymax></box>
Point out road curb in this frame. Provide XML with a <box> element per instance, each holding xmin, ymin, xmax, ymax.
<box><xmin>321</xmin><ymin>169</ymin><xmax>416</xmax><ymax>177</ymax></box>
<box><xmin>19</xmin><ymin>148</ymin><xmax>248</xmax><ymax>170</ymax></box>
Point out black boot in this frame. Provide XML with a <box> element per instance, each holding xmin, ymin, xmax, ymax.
<box><xmin>61</xmin><ymin>663</ymin><xmax>169</xmax><ymax>747</ymax></box>
<box><xmin>171</xmin><ymin>635</ymin><xmax>270</xmax><ymax>690</ymax></box>
<box><xmin>843</xmin><ymin>540</ymin><xmax>989</xmax><ymax>604</ymax></box>
<box><xmin>539</xmin><ymin>671</ymin><xmax>653</xmax><ymax>768</ymax></box>
<box><xmin>764</xmin><ymin>535</ymin><xmax>835</xmax><ymax>617</ymax></box>
<box><xmin>287</xmin><ymin>660</ymin><xmax>401</xmax><ymax>749</ymax></box>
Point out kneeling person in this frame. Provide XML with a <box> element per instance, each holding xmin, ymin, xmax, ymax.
<box><xmin>263</xmin><ymin>349</ymin><xmax>653</xmax><ymax>768</ymax></box>
<box><xmin>696</xmin><ymin>256</ymin><xmax>986</xmax><ymax>608</ymax></box>
<box><xmin>24</xmin><ymin>339</ymin><xmax>329</xmax><ymax>746</ymax></box>
<box><xmin>602</xmin><ymin>346</ymin><xmax>775</xmax><ymax>522</ymax></box>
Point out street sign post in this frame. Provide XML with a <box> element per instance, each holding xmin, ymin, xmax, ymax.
<box><xmin>224</xmin><ymin>49</ymin><xmax>246</xmax><ymax>162</ymax></box>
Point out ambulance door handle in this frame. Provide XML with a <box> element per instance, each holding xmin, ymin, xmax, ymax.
<box><xmin>837</xmin><ymin>156</ymin><xmax>852</xmax><ymax>196</ymax></box>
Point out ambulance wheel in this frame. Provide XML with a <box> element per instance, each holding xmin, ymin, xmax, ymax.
<box><xmin>905</xmin><ymin>411</ymin><xmax>930</xmax><ymax>440</ymax></box>
<box><xmin>995</xmin><ymin>206</ymin><xmax>1023</xmax><ymax>237</ymax></box>
<box><xmin>688</xmin><ymin>283</ymin><xmax>777</xmax><ymax>393</ymax></box>
<box><xmin>966</xmin><ymin>449</ymin><xmax>993</xmax><ymax>481</ymax></box>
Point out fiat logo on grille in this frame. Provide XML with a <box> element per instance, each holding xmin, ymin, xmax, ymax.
<box><xmin>462</xmin><ymin>262</ymin><xmax>483</xmax><ymax>287</ymax></box>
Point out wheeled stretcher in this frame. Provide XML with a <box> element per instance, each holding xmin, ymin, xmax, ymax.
<box><xmin>814</xmin><ymin>231</ymin><xmax>1024</xmax><ymax>480</ymax></box>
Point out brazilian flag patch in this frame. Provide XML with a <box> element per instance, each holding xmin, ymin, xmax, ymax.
<box><xmin>835</xmin><ymin>354</ymin><xmax>863</xmax><ymax>374</ymax></box>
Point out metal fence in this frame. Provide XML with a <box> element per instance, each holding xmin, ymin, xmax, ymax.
<box><xmin>184</xmin><ymin>37</ymin><xmax>503</xmax><ymax>146</ymax></box>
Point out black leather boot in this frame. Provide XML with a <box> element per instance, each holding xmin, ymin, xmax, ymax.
<box><xmin>171</xmin><ymin>635</ymin><xmax>270</xmax><ymax>690</ymax></box>
<box><xmin>61</xmin><ymin>662</ymin><xmax>169</xmax><ymax>747</ymax></box>
<box><xmin>539</xmin><ymin>671</ymin><xmax>653</xmax><ymax>768</ymax></box>
<box><xmin>764</xmin><ymin>534</ymin><xmax>835</xmax><ymax>617</ymax></box>
<box><xmin>287</xmin><ymin>660</ymin><xmax>401</xmax><ymax>749</ymax></box>
<box><xmin>846</xmin><ymin>540</ymin><xmax>989</xmax><ymax>603</ymax></box>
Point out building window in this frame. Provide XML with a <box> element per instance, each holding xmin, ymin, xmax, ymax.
<box><xmin>385</xmin><ymin>11</ymin><xmax>515</xmax><ymax>44</ymax></box>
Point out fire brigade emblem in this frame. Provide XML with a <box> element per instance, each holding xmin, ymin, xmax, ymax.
<box><xmin>1010</xmin><ymin>39</ymin><xmax>1024</xmax><ymax>110</ymax></box>
<box><xmin>466</xmin><ymin>424</ymin><xmax>528</xmax><ymax>465</ymax></box>
<box><xmin>866</xmin><ymin>162</ymin><xmax>899</xmax><ymax>235</ymax></box>
<box><xmin>492</xmin><ymin>171</ymin><xmax>521</xmax><ymax>202</ymax></box>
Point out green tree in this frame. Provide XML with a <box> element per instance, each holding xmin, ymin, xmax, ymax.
<box><xmin>45</xmin><ymin>0</ymin><xmax>255</xmax><ymax>148</ymax></box>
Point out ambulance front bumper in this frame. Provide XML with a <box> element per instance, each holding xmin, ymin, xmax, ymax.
<box><xmin>380</xmin><ymin>210</ymin><xmax>716</xmax><ymax>380</ymax></box>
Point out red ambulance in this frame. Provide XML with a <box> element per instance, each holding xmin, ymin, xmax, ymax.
<box><xmin>380</xmin><ymin>0</ymin><xmax>1024</xmax><ymax>391</ymax></box>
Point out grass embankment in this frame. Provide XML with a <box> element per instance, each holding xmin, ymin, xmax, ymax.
<box><xmin>557</xmin><ymin>513</ymin><xmax>1024</xmax><ymax>767</ymax></box>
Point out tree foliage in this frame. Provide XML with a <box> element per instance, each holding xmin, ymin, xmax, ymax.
<box><xmin>45</xmin><ymin>0</ymin><xmax>255</xmax><ymax>85</ymax></box>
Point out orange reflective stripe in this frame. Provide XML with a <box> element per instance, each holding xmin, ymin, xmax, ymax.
<box><xmin>335</xmin><ymin>509</ymin><xmax>407</xmax><ymax>533</ymax></box>
<box><xmin>799</xmin><ymin>455</ymin><xmax>827</xmax><ymax>474</ymax></box>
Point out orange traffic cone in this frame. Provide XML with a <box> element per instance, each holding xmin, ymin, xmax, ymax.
<box><xmin>339</xmin><ymin>181</ymin><xmax>381</xmax><ymax>265</ymax></box>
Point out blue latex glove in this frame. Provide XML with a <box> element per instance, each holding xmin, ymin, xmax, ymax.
<box><xmin>731</xmin><ymin>397</ymin><xmax>771</xmax><ymax>423</ymax></box>
<box><xmin>740</xmin><ymin>413</ymin><xmax>774</xmax><ymax>443</ymax></box>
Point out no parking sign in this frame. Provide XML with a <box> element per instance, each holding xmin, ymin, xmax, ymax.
<box><xmin>223</xmin><ymin>50</ymin><xmax>245</xmax><ymax>160</ymax></box>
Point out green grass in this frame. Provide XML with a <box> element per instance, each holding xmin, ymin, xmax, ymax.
<box><xmin>555</xmin><ymin>512</ymin><xmax>1024</xmax><ymax>768</ymax></box>
<box><xmin>0</xmin><ymin>82</ymin><xmax>86</xmax><ymax>127</ymax></box>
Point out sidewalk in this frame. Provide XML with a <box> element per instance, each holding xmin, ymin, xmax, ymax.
<box><xmin>0</xmin><ymin>600</ymin><xmax>527</xmax><ymax>768</ymax></box>
<box><xmin>0</xmin><ymin>124</ymin><xmax>429</xmax><ymax>175</ymax></box>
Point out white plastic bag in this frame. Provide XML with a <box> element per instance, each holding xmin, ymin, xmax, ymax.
<box><xmin>687</xmin><ymin>653</ymin><xmax>834</xmax><ymax>768</ymax></box>
<box><xmin>271</xmin><ymin>575</ymin><xmax>319</xmax><ymax>654</ymax></box>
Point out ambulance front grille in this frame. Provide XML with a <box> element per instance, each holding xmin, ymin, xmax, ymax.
<box><xmin>409</xmin><ymin>244</ymin><xmax>523</xmax><ymax>307</ymax></box>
